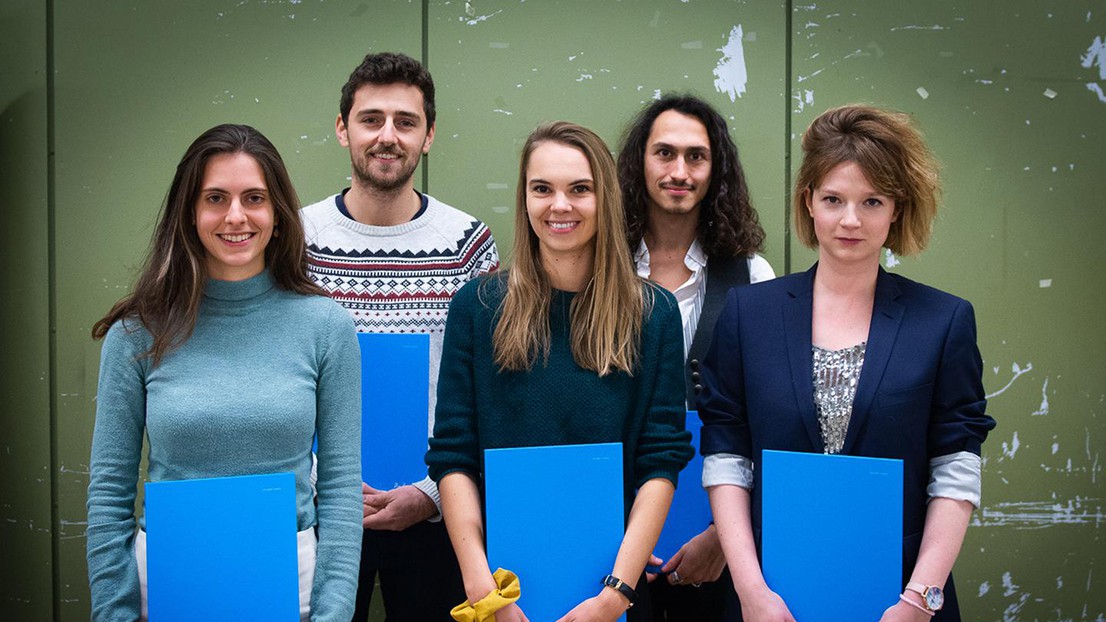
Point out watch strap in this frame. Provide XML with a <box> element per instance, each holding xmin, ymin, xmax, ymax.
<box><xmin>601</xmin><ymin>574</ymin><xmax>637</xmax><ymax>608</ymax></box>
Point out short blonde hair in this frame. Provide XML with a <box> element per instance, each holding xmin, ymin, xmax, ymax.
<box><xmin>793</xmin><ymin>105</ymin><xmax>940</xmax><ymax>256</ymax></box>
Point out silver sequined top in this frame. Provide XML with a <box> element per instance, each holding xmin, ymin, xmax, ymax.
<box><xmin>812</xmin><ymin>342</ymin><xmax>867</xmax><ymax>454</ymax></box>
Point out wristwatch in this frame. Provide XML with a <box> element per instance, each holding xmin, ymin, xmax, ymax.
<box><xmin>905</xmin><ymin>582</ymin><xmax>944</xmax><ymax>612</ymax></box>
<box><xmin>601</xmin><ymin>574</ymin><xmax>638</xmax><ymax>608</ymax></box>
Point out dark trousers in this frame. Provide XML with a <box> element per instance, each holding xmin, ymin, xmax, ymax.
<box><xmin>351</xmin><ymin>520</ymin><xmax>465</xmax><ymax>622</ymax></box>
<box><xmin>648</xmin><ymin>568</ymin><xmax>740</xmax><ymax>622</ymax></box>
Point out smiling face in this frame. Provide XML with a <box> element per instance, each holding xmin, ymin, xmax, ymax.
<box><xmin>336</xmin><ymin>82</ymin><xmax>435</xmax><ymax>192</ymax></box>
<box><xmin>194</xmin><ymin>152</ymin><xmax>275</xmax><ymax>281</ymax></box>
<box><xmin>643</xmin><ymin>110</ymin><xmax>712</xmax><ymax>219</ymax></box>
<box><xmin>807</xmin><ymin>161</ymin><xmax>898</xmax><ymax>268</ymax></box>
<box><xmin>525</xmin><ymin>141</ymin><xmax>598</xmax><ymax>274</ymax></box>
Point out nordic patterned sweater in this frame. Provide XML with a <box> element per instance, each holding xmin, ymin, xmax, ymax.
<box><xmin>426</xmin><ymin>274</ymin><xmax>694</xmax><ymax>509</ymax></box>
<box><xmin>86</xmin><ymin>270</ymin><xmax>363</xmax><ymax>622</ymax></box>
<box><xmin>301</xmin><ymin>191</ymin><xmax>499</xmax><ymax>507</ymax></box>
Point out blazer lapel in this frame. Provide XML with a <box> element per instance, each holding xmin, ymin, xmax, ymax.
<box><xmin>784</xmin><ymin>266</ymin><xmax>824</xmax><ymax>452</ymax></box>
<box><xmin>842</xmin><ymin>268</ymin><xmax>905</xmax><ymax>454</ymax></box>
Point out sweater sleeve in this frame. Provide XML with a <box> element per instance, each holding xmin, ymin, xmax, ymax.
<box><xmin>86</xmin><ymin>321</ymin><xmax>149</xmax><ymax>622</ymax></box>
<box><xmin>309</xmin><ymin>303</ymin><xmax>363</xmax><ymax>621</ymax></box>
<box><xmin>426</xmin><ymin>279</ymin><xmax>484</xmax><ymax>482</ymax></box>
<box><xmin>634</xmin><ymin>287</ymin><xmax>694</xmax><ymax>487</ymax></box>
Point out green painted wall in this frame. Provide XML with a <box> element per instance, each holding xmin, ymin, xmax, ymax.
<box><xmin>1</xmin><ymin>1</ymin><xmax>1102</xmax><ymax>620</ymax></box>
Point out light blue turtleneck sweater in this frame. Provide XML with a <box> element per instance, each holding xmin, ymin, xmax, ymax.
<box><xmin>86</xmin><ymin>271</ymin><xmax>362</xmax><ymax>621</ymax></box>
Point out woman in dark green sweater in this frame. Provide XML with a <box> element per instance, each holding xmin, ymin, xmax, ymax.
<box><xmin>427</xmin><ymin>121</ymin><xmax>693</xmax><ymax>622</ymax></box>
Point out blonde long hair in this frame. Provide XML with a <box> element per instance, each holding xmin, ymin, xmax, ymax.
<box><xmin>492</xmin><ymin>121</ymin><xmax>648</xmax><ymax>376</ymax></box>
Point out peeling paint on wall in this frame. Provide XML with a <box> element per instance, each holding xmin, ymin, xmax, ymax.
<box><xmin>713</xmin><ymin>25</ymin><xmax>748</xmax><ymax>102</ymax></box>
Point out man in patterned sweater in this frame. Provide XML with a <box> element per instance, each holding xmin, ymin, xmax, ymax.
<box><xmin>301</xmin><ymin>52</ymin><xmax>499</xmax><ymax>622</ymax></box>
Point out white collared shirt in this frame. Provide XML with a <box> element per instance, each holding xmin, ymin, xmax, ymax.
<box><xmin>634</xmin><ymin>239</ymin><xmax>775</xmax><ymax>359</ymax></box>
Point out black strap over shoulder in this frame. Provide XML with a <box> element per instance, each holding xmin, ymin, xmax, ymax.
<box><xmin>686</xmin><ymin>255</ymin><xmax>751</xmax><ymax>405</ymax></box>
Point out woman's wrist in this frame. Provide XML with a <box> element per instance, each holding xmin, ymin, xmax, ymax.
<box><xmin>463</xmin><ymin>574</ymin><xmax>499</xmax><ymax>603</ymax></box>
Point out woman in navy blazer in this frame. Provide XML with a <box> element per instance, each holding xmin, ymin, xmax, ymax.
<box><xmin>698</xmin><ymin>105</ymin><xmax>995</xmax><ymax>622</ymax></box>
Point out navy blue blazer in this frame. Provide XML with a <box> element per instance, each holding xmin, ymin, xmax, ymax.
<box><xmin>698</xmin><ymin>264</ymin><xmax>995</xmax><ymax>620</ymax></box>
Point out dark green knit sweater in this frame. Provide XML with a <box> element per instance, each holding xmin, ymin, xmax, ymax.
<box><xmin>427</xmin><ymin>274</ymin><xmax>693</xmax><ymax>504</ymax></box>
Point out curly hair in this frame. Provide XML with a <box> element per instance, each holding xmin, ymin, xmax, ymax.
<box><xmin>618</xmin><ymin>94</ymin><xmax>765</xmax><ymax>258</ymax></box>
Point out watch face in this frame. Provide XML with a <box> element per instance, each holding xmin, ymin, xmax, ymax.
<box><xmin>924</xmin><ymin>586</ymin><xmax>944</xmax><ymax>610</ymax></box>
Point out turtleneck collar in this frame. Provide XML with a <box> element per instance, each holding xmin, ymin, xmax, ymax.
<box><xmin>203</xmin><ymin>269</ymin><xmax>277</xmax><ymax>303</ymax></box>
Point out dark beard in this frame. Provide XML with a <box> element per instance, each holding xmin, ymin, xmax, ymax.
<box><xmin>352</xmin><ymin>153</ymin><xmax>419</xmax><ymax>192</ymax></box>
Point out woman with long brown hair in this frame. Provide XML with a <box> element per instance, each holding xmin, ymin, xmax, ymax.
<box><xmin>86</xmin><ymin>124</ymin><xmax>362</xmax><ymax>621</ymax></box>
<box><xmin>426</xmin><ymin>121</ymin><xmax>693</xmax><ymax>621</ymax></box>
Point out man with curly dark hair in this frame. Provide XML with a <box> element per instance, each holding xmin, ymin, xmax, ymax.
<box><xmin>617</xmin><ymin>94</ymin><xmax>774</xmax><ymax>622</ymax></box>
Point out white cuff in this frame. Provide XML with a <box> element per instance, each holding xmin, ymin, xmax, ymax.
<box><xmin>412</xmin><ymin>475</ymin><xmax>443</xmax><ymax>522</ymax></box>
<box><xmin>702</xmin><ymin>453</ymin><xmax>755</xmax><ymax>490</ymax></box>
<box><xmin>927</xmin><ymin>451</ymin><xmax>982</xmax><ymax>508</ymax></box>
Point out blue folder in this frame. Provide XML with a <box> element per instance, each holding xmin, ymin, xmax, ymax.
<box><xmin>485</xmin><ymin>442</ymin><xmax>626</xmax><ymax>622</ymax></box>
<box><xmin>144</xmin><ymin>472</ymin><xmax>300</xmax><ymax>622</ymax></box>
<box><xmin>761</xmin><ymin>450</ymin><xmax>903</xmax><ymax>622</ymax></box>
<box><xmin>358</xmin><ymin>333</ymin><xmax>430</xmax><ymax>489</ymax></box>
<box><xmin>653</xmin><ymin>411</ymin><xmax>711</xmax><ymax>563</ymax></box>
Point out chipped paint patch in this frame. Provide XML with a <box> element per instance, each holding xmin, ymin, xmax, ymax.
<box><xmin>713</xmin><ymin>25</ymin><xmax>748</xmax><ymax>102</ymax></box>
<box><xmin>891</xmin><ymin>24</ymin><xmax>948</xmax><ymax>31</ymax></box>
<box><xmin>978</xmin><ymin>580</ymin><xmax>990</xmax><ymax>596</ymax></box>
<box><xmin>883</xmin><ymin>248</ymin><xmax>900</xmax><ymax>268</ymax></box>
<box><xmin>1039</xmin><ymin>278</ymin><xmax>1052</xmax><ymax>288</ymax></box>
<box><xmin>916</xmin><ymin>86</ymin><xmax>929</xmax><ymax>99</ymax></box>
<box><xmin>1000</xmin><ymin>431</ymin><xmax>1021</xmax><ymax>460</ymax></box>
<box><xmin>976</xmin><ymin>498</ymin><xmax>1105</xmax><ymax>529</ymax></box>
<box><xmin>1082</xmin><ymin>36</ymin><xmax>1106</xmax><ymax>79</ymax></box>
<box><xmin>793</xmin><ymin>89</ymin><xmax>814</xmax><ymax>113</ymax></box>
<box><xmin>1043</xmin><ymin>88</ymin><xmax>1058</xmax><ymax>99</ymax></box>
<box><xmin>1086</xmin><ymin>83</ymin><xmax>1106</xmax><ymax>103</ymax></box>
<box><xmin>1032</xmin><ymin>378</ymin><xmax>1050</xmax><ymax>415</ymax></box>
<box><xmin>987</xmin><ymin>361</ymin><xmax>1033</xmax><ymax>399</ymax></box>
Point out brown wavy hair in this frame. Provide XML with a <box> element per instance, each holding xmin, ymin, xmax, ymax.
<box><xmin>793</xmin><ymin>104</ymin><xmax>940</xmax><ymax>256</ymax></box>
<box><xmin>92</xmin><ymin>124</ymin><xmax>321</xmax><ymax>364</ymax></box>
<box><xmin>492</xmin><ymin>121</ymin><xmax>649</xmax><ymax>376</ymax></box>
<box><xmin>618</xmin><ymin>94</ymin><xmax>765</xmax><ymax>258</ymax></box>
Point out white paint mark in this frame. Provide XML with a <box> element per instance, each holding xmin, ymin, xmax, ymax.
<box><xmin>568</xmin><ymin>55</ymin><xmax>578</xmax><ymax>61</ymax></box>
<box><xmin>916</xmin><ymin>86</ymin><xmax>929</xmax><ymax>99</ymax></box>
<box><xmin>891</xmin><ymin>24</ymin><xmax>948</xmax><ymax>31</ymax></box>
<box><xmin>884</xmin><ymin>248</ymin><xmax>901</xmax><ymax>268</ymax></box>
<box><xmin>796</xmin><ymin>69</ymin><xmax>824</xmax><ymax>83</ymax></box>
<box><xmin>1056</xmin><ymin>576</ymin><xmax>1063</xmax><ymax>589</ymax></box>
<box><xmin>491</xmin><ymin>108</ymin><xmax>513</xmax><ymax>115</ymax></box>
<box><xmin>792</xmin><ymin>89</ymin><xmax>815</xmax><ymax>113</ymax></box>
<box><xmin>977</xmin><ymin>498</ymin><xmax>1106</xmax><ymax>529</ymax></box>
<box><xmin>492</xmin><ymin>206</ymin><xmax>509</xmax><ymax>214</ymax></box>
<box><xmin>575</xmin><ymin>74</ymin><xmax>593</xmax><ymax>82</ymax></box>
<box><xmin>986</xmin><ymin>361</ymin><xmax>1033</xmax><ymax>399</ymax></box>
<box><xmin>976</xmin><ymin>79</ymin><xmax>993</xmax><ymax>85</ymax></box>
<box><xmin>486</xmin><ymin>183</ymin><xmax>508</xmax><ymax>190</ymax></box>
<box><xmin>489</xmin><ymin>42</ymin><xmax>509</xmax><ymax>49</ymax></box>
<box><xmin>1000</xmin><ymin>431</ymin><xmax>1021</xmax><ymax>460</ymax></box>
<box><xmin>1039</xmin><ymin>278</ymin><xmax>1052</xmax><ymax>288</ymax></box>
<box><xmin>681</xmin><ymin>41</ymin><xmax>703</xmax><ymax>50</ymax></box>
<box><xmin>713</xmin><ymin>25</ymin><xmax>748</xmax><ymax>102</ymax></box>
<box><xmin>1082</xmin><ymin>36</ymin><xmax>1106</xmax><ymax>79</ymax></box>
<box><xmin>1086</xmin><ymin>83</ymin><xmax>1106</xmax><ymax>103</ymax></box>
<box><xmin>1002</xmin><ymin>572</ymin><xmax>1019</xmax><ymax>596</ymax></box>
<box><xmin>978</xmin><ymin>581</ymin><xmax>990</xmax><ymax>596</ymax></box>
<box><xmin>464</xmin><ymin>9</ymin><xmax>503</xmax><ymax>25</ymax></box>
<box><xmin>1052</xmin><ymin>442</ymin><xmax>1060</xmax><ymax>455</ymax></box>
<box><xmin>653</xmin><ymin>89</ymin><xmax>662</xmax><ymax>100</ymax></box>
<box><xmin>1032</xmin><ymin>377</ymin><xmax>1050</xmax><ymax>415</ymax></box>
<box><xmin>1043</xmin><ymin>88</ymin><xmax>1058</xmax><ymax>99</ymax></box>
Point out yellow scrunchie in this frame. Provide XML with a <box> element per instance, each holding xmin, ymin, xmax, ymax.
<box><xmin>450</xmin><ymin>568</ymin><xmax>521</xmax><ymax>622</ymax></box>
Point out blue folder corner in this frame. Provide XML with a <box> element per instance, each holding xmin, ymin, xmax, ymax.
<box><xmin>358</xmin><ymin>332</ymin><xmax>430</xmax><ymax>489</ymax></box>
<box><xmin>761</xmin><ymin>450</ymin><xmax>903</xmax><ymax>622</ymax></box>
<box><xmin>485</xmin><ymin>442</ymin><xmax>626</xmax><ymax>622</ymax></box>
<box><xmin>144</xmin><ymin>472</ymin><xmax>300</xmax><ymax>622</ymax></box>
<box><xmin>653</xmin><ymin>411</ymin><xmax>711</xmax><ymax>564</ymax></box>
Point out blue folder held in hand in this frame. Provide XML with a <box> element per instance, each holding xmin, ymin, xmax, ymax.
<box><xmin>761</xmin><ymin>450</ymin><xmax>903</xmax><ymax>622</ymax></box>
<box><xmin>485</xmin><ymin>442</ymin><xmax>626</xmax><ymax>622</ymax></box>
<box><xmin>653</xmin><ymin>411</ymin><xmax>711</xmax><ymax>563</ymax></box>
<box><xmin>144</xmin><ymin>472</ymin><xmax>300</xmax><ymax>622</ymax></box>
<box><xmin>358</xmin><ymin>333</ymin><xmax>430</xmax><ymax>489</ymax></box>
